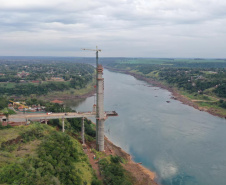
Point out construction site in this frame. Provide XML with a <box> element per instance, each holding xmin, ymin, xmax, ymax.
<box><xmin>1</xmin><ymin>47</ymin><xmax>117</xmax><ymax>151</ymax></box>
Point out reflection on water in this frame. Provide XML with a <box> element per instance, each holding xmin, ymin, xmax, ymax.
<box><xmin>65</xmin><ymin>96</ymin><xmax>95</xmax><ymax>112</ymax></box>
<box><xmin>64</xmin><ymin>98</ymin><xmax>85</xmax><ymax>108</ymax></box>
<box><xmin>72</xmin><ymin>69</ymin><xmax>226</xmax><ymax>185</ymax></box>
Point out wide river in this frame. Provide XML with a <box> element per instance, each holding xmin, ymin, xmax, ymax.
<box><xmin>71</xmin><ymin>69</ymin><xmax>226</xmax><ymax>185</ymax></box>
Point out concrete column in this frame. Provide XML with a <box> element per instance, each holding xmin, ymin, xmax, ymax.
<box><xmin>96</xmin><ymin>119</ymin><xmax>99</xmax><ymax>149</ymax></box>
<box><xmin>97</xmin><ymin>65</ymin><xmax>105</xmax><ymax>151</ymax></box>
<box><xmin>98</xmin><ymin>119</ymin><xmax>105</xmax><ymax>151</ymax></box>
<box><xmin>96</xmin><ymin>51</ymin><xmax>99</xmax><ymax>148</ymax></box>
<box><xmin>62</xmin><ymin>117</ymin><xmax>65</xmax><ymax>132</ymax></box>
<box><xmin>45</xmin><ymin>118</ymin><xmax>47</xmax><ymax>124</ymax></box>
<box><xmin>81</xmin><ymin>117</ymin><xmax>85</xmax><ymax>145</ymax></box>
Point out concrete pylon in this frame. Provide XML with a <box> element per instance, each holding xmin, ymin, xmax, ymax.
<box><xmin>97</xmin><ymin>65</ymin><xmax>105</xmax><ymax>151</ymax></box>
<box><xmin>95</xmin><ymin>50</ymin><xmax>99</xmax><ymax>148</ymax></box>
<box><xmin>81</xmin><ymin>117</ymin><xmax>85</xmax><ymax>145</ymax></box>
<box><xmin>98</xmin><ymin>119</ymin><xmax>104</xmax><ymax>151</ymax></box>
<box><xmin>45</xmin><ymin>118</ymin><xmax>47</xmax><ymax>124</ymax></box>
<box><xmin>62</xmin><ymin>117</ymin><xmax>65</xmax><ymax>132</ymax></box>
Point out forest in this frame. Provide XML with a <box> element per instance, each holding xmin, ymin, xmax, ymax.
<box><xmin>0</xmin><ymin>119</ymin><xmax>133</xmax><ymax>185</ymax></box>
<box><xmin>0</xmin><ymin>123</ymin><xmax>100</xmax><ymax>185</ymax></box>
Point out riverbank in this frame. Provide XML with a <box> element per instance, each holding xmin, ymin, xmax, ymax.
<box><xmin>44</xmin><ymin>88</ymin><xmax>96</xmax><ymax>101</ymax></box>
<box><xmin>104</xmin><ymin>137</ymin><xmax>158</xmax><ymax>185</ymax></box>
<box><xmin>105</xmin><ymin>67</ymin><xmax>226</xmax><ymax>119</ymax></box>
<box><xmin>36</xmin><ymin>80</ymin><xmax>96</xmax><ymax>102</ymax></box>
<box><xmin>84</xmin><ymin>135</ymin><xmax>158</xmax><ymax>185</ymax></box>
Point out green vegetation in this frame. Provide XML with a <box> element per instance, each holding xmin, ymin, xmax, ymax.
<box><xmin>0</xmin><ymin>60</ymin><xmax>95</xmax><ymax>97</ymax></box>
<box><xmin>99</xmin><ymin>155</ymin><xmax>132</xmax><ymax>185</ymax></box>
<box><xmin>0</xmin><ymin>115</ymin><xmax>135</xmax><ymax>185</ymax></box>
<box><xmin>0</xmin><ymin>96</ymin><xmax>8</xmax><ymax>110</ymax></box>
<box><xmin>0</xmin><ymin>123</ymin><xmax>100</xmax><ymax>185</ymax></box>
<box><xmin>0</xmin><ymin>96</ymin><xmax>16</xmax><ymax>124</ymax></box>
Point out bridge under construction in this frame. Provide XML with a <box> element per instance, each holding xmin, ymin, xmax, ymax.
<box><xmin>3</xmin><ymin>47</ymin><xmax>117</xmax><ymax>152</ymax></box>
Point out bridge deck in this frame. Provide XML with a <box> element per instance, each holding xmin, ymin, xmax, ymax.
<box><xmin>9</xmin><ymin>112</ymin><xmax>95</xmax><ymax>122</ymax></box>
<box><xmin>8</xmin><ymin>111</ymin><xmax>118</xmax><ymax>122</ymax></box>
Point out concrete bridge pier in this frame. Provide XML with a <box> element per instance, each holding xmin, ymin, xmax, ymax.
<box><xmin>62</xmin><ymin>117</ymin><xmax>65</xmax><ymax>132</ymax></box>
<box><xmin>98</xmin><ymin>119</ymin><xmax>105</xmax><ymax>151</ymax></box>
<box><xmin>97</xmin><ymin>65</ymin><xmax>105</xmax><ymax>151</ymax></box>
<box><xmin>81</xmin><ymin>117</ymin><xmax>85</xmax><ymax>145</ymax></box>
<box><xmin>45</xmin><ymin>118</ymin><xmax>47</xmax><ymax>124</ymax></box>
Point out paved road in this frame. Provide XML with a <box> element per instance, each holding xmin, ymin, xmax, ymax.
<box><xmin>9</xmin><ymin>112</ymin><xmax>96</xmax><ymax>122</ymax></box>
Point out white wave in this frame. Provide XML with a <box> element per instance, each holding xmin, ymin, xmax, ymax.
<box><xmin>155</xmin><ymin>159</ymin><xmax>178</xmax><ymax>179</ymax></box>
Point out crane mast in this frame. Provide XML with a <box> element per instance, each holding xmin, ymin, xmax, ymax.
<box><xmin>81</xmin><ymin>46</ymin><xmax>105</xmax><ymax>151</ymax></box>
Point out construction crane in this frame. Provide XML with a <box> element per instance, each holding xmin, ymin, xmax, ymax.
<box><xmin>81</xmin><ymin>46</ymin><xmax>101</xmax><ymax>66</ymax></box>
<box><xmin>81</xmin><ymin>46</ymin><xmax>102</xmax><ymax>149</ymax></box>
<box><xmin>9</xmin><ymin>100</ymin><xmax>28</xmax><ymax>108</ymax></box>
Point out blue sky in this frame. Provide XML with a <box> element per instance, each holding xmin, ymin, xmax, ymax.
<box><xmin>0</xmin><ymin>0</ymin><xmax>226</xmax><ymax>58</ymax></box>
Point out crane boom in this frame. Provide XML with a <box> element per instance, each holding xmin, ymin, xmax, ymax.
<box><xmin>9</xmin><ymin>100</ymin><xmax>28</xmax><ymax>108</ymax></box>
<box><xmin>81</xmin><ymin>46</ymin><xmax>101</xmax><ymax>52</ymax></box>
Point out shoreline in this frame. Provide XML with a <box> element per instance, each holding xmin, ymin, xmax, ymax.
<box><xmin>86</xmin><ymin>120</ymin><xmax>158</xmax><ymax>185</ymax></box>
<box><xmin>51</xmin><ymin>89</ymin><xmax>96</xmax><ymax>101</ymax></box>
<box><xmin>105</xmin><ymin>67</ymin><xmax>226</xmax><ymax>119</ymax></box>
<box><xmin>38</xmin><ymin>88</ymin><xmax>96</xmax><ymax>102</ymax></box>
<box><xmin>104</xmin><ymin>136</ymin><xmax>158</xmax><ymax>185</ymax></box>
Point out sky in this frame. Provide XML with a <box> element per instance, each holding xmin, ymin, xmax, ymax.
<box><xmin>0</xmin><ymin>0</ymin><xmax>226</xmax><ymax>58</ymax></box>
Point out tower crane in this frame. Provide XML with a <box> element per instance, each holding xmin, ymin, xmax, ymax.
<box><xmin>81</xmin><ymin>46</ymin><xmax>101</xmax><ymax>66</ymax></box>
<box><xmin>81</xmin><ymin>46</ymin><xmax>102</xmax><ymax>150</ymax></box>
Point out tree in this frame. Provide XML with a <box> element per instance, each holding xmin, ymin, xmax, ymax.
<box><xmin>2</xmin><ymin>108</ymin><xmax>9</xmax><ymax>123</ymax></box>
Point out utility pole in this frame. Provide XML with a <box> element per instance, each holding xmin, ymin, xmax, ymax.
<box><xmin>81</xmin><ymin>46</ymin><xmax>105</xmax><ymax>151</ymax></box>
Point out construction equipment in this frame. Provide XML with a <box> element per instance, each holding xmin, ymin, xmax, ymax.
<box><xmin>9</xmin><ymin>100</ymin><xmax>28</xmax><ymax>108</ymax></box>
<box><xmin>81</xmin><ymin>46</ymin><xmax>105</xmax><ymax>151</ymax></box>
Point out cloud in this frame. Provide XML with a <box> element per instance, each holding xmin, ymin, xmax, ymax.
<box><xmin>0</xmin><ymin>0</ymin><xmax>226</xmax><ymax>57</ymax></box>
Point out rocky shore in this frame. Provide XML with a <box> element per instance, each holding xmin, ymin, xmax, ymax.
<box><xmin>104</xmin><ymin>137</ymin><xmax>158</xmax><ymax>185</ymax></box>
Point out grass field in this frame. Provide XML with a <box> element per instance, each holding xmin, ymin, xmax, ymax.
<box><xmin>117</xmin><ymin>58</ymin><xmax>226</xmax><ymax>65</ymax></box>
<box><xmin>180</xmin><ymin>91</ymin><xmax>217</xmax><ymax>101</ymax></box>
<box><xmin>0</xmin><ymin>82</ymin><xmax>15</xmax><ymax>88</ymax></box>
<box><xmin>197</xmin><ymin>102</ymin><xmax>226</xmax><ymax>116</ymax></box>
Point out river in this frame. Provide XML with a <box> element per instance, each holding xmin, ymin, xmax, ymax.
<box><xmin>71</xmin><ymin>69</ymin><xmax>226</xmax><ymax>185</ymax></box>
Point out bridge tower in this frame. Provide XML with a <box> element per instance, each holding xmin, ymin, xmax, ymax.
<box><xmin>97</xmin><ymin>65</ymin><xmax>105</xmax><ymax>151</ymax></box>
<box><xmin>82</xmin><ymin>46</ymin><xmax>105</xmax><ymax>151</ymax></box>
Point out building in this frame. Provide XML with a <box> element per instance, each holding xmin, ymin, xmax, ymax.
<box><xmin>51</xmin><ymin>99</ymin><xmax>64</xmax><ymax>104</ymax></box>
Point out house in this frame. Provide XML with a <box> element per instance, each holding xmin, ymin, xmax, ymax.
<box><xmin>51</xmin><ymin>99</ymin><xmax>63</xmax><ymax>104</ymax></box>
<box><xmin>17</xmin><ymin>71</ymin><xmax>29</xmax><ymax>78</ymax></box>
<box><xmin>31</xmin><ymin>80</ymin><xmax>40</xmax><ymax>83</ymax></box>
